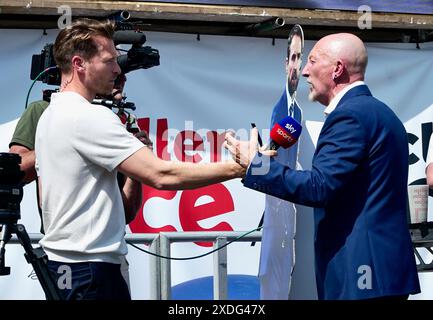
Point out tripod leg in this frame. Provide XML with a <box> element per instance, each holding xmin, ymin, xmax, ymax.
<box><xmin>14</xmin><ymin>224</ymin><xmax>63</xmax><ymax>300</ymax></box>
<box><xmin>0</xmin><ymin>224</ymin><xmax>11</xmax><ymax>275</ymax></box>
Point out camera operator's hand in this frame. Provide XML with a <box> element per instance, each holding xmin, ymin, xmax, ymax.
<box><xmin>134</xmin><ymin>130</ymin><xmax>153</xmax><ymax>150</ymax></box>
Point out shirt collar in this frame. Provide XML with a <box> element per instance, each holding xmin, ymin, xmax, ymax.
<box><xmin>324</xmin><ymin>80</ymin><xmax>365</xmax><ymax>117</ymax></box>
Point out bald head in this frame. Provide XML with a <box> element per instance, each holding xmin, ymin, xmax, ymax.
<box><xmin>302</xmin><ymin>33</ymin><xmax>368</xmax><ymax>106</ymax></box>
<box><xmin>316</xmin><ymin>33</ymin><xmax>368</xmax><ymax>78</ymax></box>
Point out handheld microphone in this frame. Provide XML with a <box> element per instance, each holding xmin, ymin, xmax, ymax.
<box><xmin>267</xmin><ymin>116</ymin><xmax>302</xmax><ymax>150</ymax></box>
<box><xmin>251</xmin><ymin>123</ymin><xmax>263</xmax><ymax>147</ymax></box>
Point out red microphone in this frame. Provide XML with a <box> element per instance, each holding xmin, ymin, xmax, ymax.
<box><xmin>267</xmin><ymin>116</ymin><xmax>302</xmax><ymax>150</ymax></box>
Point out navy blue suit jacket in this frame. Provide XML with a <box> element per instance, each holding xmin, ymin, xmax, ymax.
<box><xmin>244</xmin><ymin>85</ymin><xmax>420</xmax><ymax>299</ymax></box>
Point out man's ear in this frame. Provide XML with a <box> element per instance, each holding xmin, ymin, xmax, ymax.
<box><xmin>71</xmin><ymin>56</ymin><xmax>86</xmax><ymax>72</ymax></box>
<box><xmin>332</xmin><ymin>59</ymin><xmax>344</xmax><ymax>80</ymax></box>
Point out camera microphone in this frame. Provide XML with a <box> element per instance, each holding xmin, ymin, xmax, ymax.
<box><xmin>113</xmin><ymin>31</ymin><xmax>146</xmax><ymax>45</ymax></box>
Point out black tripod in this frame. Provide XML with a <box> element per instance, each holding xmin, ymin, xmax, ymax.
<box><xmin>0</xmin><ymin>210</ymin><xmax>62</xmax><ymax>300</ymax></box>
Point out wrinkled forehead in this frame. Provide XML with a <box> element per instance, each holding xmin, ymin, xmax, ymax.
<box><xmin>308</xmin><ymin>43</ymin><xmax>331</xmax><ymax>62</ymax></box>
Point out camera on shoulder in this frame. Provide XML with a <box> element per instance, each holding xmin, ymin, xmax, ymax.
<box><xmin>30</xmin><ymin>13</ymin><xmax>160</xmax><ymax>86</ymax></box>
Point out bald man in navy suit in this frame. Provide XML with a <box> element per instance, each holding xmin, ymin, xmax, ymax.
<box><xmin>225</xmin><ymin>33</ymin><xmax>420</xmax><ymax>300</ymax></box>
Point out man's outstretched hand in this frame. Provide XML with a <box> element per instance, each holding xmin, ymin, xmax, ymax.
<box><xmin>224</xmin><ymin>127</ymin><xmax>277</xmax><ymax>169</ymax></box>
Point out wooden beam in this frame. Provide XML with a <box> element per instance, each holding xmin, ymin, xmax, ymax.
<box><xmin>1</xmin><ymin>0</ymin><xmax>433</xmax><ymax>29</ymax></box>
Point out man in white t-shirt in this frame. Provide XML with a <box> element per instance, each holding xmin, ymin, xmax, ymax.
<box><xmin>35</xmin><ymin>18</ymin><xmax>252</xmax><ymax>300</ymax></box>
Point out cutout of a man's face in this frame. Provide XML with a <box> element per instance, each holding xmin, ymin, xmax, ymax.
<box><xmin>286</xmin><ymin>25</ymin><xmax>304</xmax><ymax>97</ymax></box>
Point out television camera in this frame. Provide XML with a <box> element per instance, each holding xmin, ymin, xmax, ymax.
<box><xmin>29</xmin><ymin>14</ymin><xmax>158</xmax><ymax>132</ymax></box>
<box><xmin>30</xmin><ymin>18</ymin><xmax>160</xmax><ymax>85</ymax></box>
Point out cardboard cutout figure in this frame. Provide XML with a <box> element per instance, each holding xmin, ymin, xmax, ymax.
<box><xmin>259</xmin><ymin>24</ymin><xmax>304</xmax><ymax>300</ymax></box>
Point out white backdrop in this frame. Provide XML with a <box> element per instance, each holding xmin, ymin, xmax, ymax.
<box><xmin>0</xmin><ymin>29</ymin><xmax>432</xmax><ymax>299</ymax></box>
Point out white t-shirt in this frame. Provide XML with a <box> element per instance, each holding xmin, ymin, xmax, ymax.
<box><xmin>35</xmin><ymin>91</ymin><xmax>144</xmax><ymax>264</ymax></box>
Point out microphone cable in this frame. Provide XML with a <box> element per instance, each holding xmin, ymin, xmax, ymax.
<box><xmin>126</xmin><ymin>226</ymin><xmax>263</xmax><ymax>261</ymax></box>
<box><xmin>25</xmin><ymin>66</ymin><xmax>58</xmax><ymax>110</ymax></box>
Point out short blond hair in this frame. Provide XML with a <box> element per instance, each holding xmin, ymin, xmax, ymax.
<box><xmin>53</xmin><ymin>18</ymin><xmax>115</xmax><ymax>73</ymax></box>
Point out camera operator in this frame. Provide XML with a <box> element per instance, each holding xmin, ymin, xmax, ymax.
<box><xmin>34</xmin><ymin>18</ymin><xmax>246</xmax><ymax>300</ymax></box>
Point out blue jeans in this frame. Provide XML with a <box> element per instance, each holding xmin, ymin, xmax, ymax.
<box><xmin>47</xmin><ymin>260</ymin><xmax>131</xmax><ymax>300</ymax></box>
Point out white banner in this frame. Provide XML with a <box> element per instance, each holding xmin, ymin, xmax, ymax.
<box><xmin>0</xmin><ymin>29</ymin><xmax>432</xmax><ymax>299</ymax></box>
